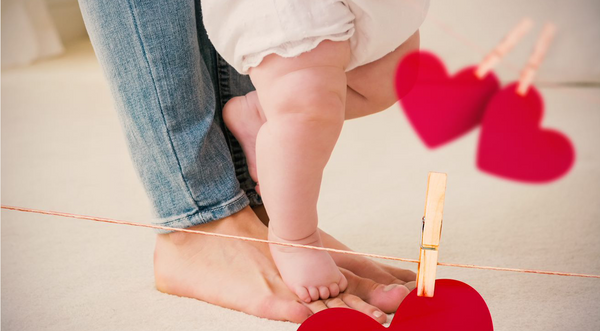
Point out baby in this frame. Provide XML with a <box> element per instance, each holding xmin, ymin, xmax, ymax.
<box><xmin>202</xmin><ymin>0</ymin><xmax>429</xmax><ymax>303</ymax></box>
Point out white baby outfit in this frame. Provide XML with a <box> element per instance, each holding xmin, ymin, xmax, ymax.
<box><xmin>202</xmin><ymin>0</ymin><xmax>429</xmax><ymax>74</ymax></box>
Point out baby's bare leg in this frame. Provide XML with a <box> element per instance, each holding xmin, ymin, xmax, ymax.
<box><xmin>224</xmin><ymin>31</ymin><xmax>420</xmax><ymax>189</ymax></box>
<box><xmin>345</xmin><ymin>30</ymin><xmax>420</xmax><ymax>119</ymax></box>
<box><xmin>250</xmin><ymin>40</ymin><xmax>350</xmax><ymax>302</ymax></box>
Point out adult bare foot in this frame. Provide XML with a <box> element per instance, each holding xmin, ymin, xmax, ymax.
<box><xmin>154</xmin><ymin>207</ymin><xmax>403</xmax><ymax>323</ymax></box>
<box><xmin>154</xmin><ymin>207</ymin><xmax>309</xmax><ymax>322</ymax></box>
<box><xmin>339</xmin><ymin>268</ymin><xmax>412</xmax><ymax>314</ymax></box>
<box><xmin>319</xmin><ymin>229</ymin><xmax>417</xmax><ymax>286</ymax></box>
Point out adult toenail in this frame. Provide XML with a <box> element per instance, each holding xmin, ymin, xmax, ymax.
<box><xmin>383</xmin><ymin>284</ymin><xmax>399</xmax><ymax>292</ymax></box>
<box><xmin>373</xmin><ymin>310</ymin><xmax>383</xmax><ymax>318</ymax></box>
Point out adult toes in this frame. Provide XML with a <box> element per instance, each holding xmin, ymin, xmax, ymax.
<box><xmin>370</xmin><ymin>268</ymin><xmax>406</xmax><ymax>286</ymax></box>
<box><xmin>369</xmin><ymin>283</ymin><xmax>411</xmax><ymax>313</ymax></box>
<box><xmin>319</xmin><ymin>286</ymin><xmax>330</xmax><ymax>299</ymax></box>
<box><xmin>257</xmin><ymin>295</ymin><xmax>311</xmax><ymax>323</ymax></box>
<box><xmin>340</xmin><ymin>268</ymin><xmax>409</xmax><ymax>314</ymax></box>
<box><xmin>304</xmin><ymin>299</ymin><xmax>328</xmax><ymax>314</ymax></box>
<box><xmin>403</xmin><ymin>281</ymin><xmax>416</xmax><ymax>291</ymax></box>
<box><xmin>324</xmin><ymin>297</ymin><xmax>347</xmax><ymax>308</ymax></box>
<box><xmin>340</xmin><ymin>293</ymin><xmax>386</xmax><ymax>324</ymax></box>
<box><xmin>281</xmin><ymin>301</ymin><xmax>312</xmax><ymax>323</ymax></box>
<box><xmin>381</xmin><ymin>264</ymin><xmax>417</xmax><ymax>282</ymax></box>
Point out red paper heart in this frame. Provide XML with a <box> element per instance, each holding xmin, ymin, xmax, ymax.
<box><xmin>395</xmin><ymin>51</ymin><xmax>500</xmax><ymax>148</ymax></box>
<box><xmin>298</xmin><ymin>279</ymin><xmax>493</xmax><ymax>331</ymax></box>
<box><xmin>477</xmin><ymin>83</ymin><xmax>575</xmax><ymax>182</ymax></box>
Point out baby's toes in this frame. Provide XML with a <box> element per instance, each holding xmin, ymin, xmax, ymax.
<box><xmin>318</xmin><ymin>286</ymin><xmax>330</xmax><ymax>299</ymax></box>
<box><xmin>338</xmin><ymin>273</ymin><xmax>348</xmax><ymax>293</ymax></box>
<box><xmin>296</xmin><ymin>287</ymin><xmax>311</xmax><ymax>303</ymax></box>
<box><xmin>329</xmin><ymin>283</ymin><xmax>340</xmax><ymax>297</ymax></box>
<box><xmin>308</xmin><ymin>286</ymin><xmax>320</xmax><ymax>301</ymax></box>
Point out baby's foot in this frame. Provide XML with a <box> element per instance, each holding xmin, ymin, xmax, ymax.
<box><xmin>268</xmin><ymin>225</ymin><xmax>348</xmax><ymax>303</ymax></box>
<box><xmin>223</xmin><ymin>92</ymin><xmax>265</xmax><ymax>192</ymax></box>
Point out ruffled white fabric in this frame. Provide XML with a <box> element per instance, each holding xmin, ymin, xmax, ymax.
<box><xmin>202</xmin><ymin>0</ymin><xmax>429</xmax><ymax>74</ymax></box>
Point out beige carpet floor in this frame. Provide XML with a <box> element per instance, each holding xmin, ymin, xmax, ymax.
<box><xmin>2</xmin><ymin>1</ymin><xmax>600</xmax><ymax>330</ymax></box>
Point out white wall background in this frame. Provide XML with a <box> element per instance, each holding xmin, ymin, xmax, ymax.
<box><xmin>420</xmin><ymin>0</ymin><xmax>600</xmax><ymax>83</ymax></box>
<box><xmin>46</xmin><ymin>0</ymin><xmax>88</xmax><ymax>44</ymax></box>
<box><xmin>1</xmin><ymin>0</ymin><xmax>87</xmax><ymax>68</ymax></box>
<box><xmin>2</xmin><ymin>0</ymin><xmax>599</xmax><ymax>80</ymax></box>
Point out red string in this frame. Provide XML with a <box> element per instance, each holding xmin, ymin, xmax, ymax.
<box><xmin>3</xmin><ymin>205</ymin><xmax>599</xmax><ymax>279</ymax></box>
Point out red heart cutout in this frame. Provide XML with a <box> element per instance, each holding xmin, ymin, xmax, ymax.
<box><xmin>477</xmin><ymin>83</ymin><xmax>575</xmax><ymax>182</ymax></box>
<box><xmin>298</xmin><ymin>279</ymin><xmax>493</xmax><ymax>331</ymax></box>
<box><xmin>395</xmin><ymin>51</ymin><xmax>500</xmax><ymax>148</ymax></box>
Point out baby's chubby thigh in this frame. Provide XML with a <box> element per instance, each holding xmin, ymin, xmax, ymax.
<box><xmin>249</xmin><ymin>40</ymin><xmax>351</xmax><ymax>125</ymax></box>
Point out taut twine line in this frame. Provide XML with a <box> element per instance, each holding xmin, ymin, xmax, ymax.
<box><xmin>2</xmin><ymin>205</ymin><xmax>599</xmax><ymax>279</ymax></box>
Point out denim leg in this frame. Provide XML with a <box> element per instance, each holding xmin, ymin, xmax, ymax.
<box><xmin>79</xmin><ymin>0</ymin><xmax>253</xmax><ymax>231</ymax></box>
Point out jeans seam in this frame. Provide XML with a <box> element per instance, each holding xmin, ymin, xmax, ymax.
<box><xmin>216</xmin><ymin>55</ymin><xmax>231</xmax><ymax>109</ymax></box>
<box><xmin>214</xmin><ymin>54</ymin><xmax>232</xmax><ymax>149</ymax></box>
<box><xmin>215</xmin><ymin>55</ymin><xmax>259</xmax><ymax>204</ymax></box>
<box><xmin>126</xmin><ymin>0</ymin><xmax>202</xmax><ymax>217</ymax></box>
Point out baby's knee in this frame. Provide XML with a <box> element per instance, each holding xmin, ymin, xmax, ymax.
<box><xmin>253</xmin><ymin>43</ymin><xmax>349</xmax><ymax>127</ymax></box>
<box><xmin>270</xmin><ymin>87</ymin><xmax>346</xmax><ymax>128</ymax></box>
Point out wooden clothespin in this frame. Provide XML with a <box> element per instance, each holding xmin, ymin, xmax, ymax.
<box><xmin>416</xmin><ymin>172</ymin><xmax>447</xmax><ymax>297</ymax></box>
<box><xmin>517</xmin><ymin>23</ymin><xmax>557</xmax><ymax>96</ymax></box>
<box><xmin>475</xmin><ymin>18</ymin><xmax>534</xmax><ymax>79</ymax></box>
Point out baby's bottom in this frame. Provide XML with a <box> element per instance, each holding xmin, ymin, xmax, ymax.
<box><xmin>228</xmin><ymin>32</ymin><xmax>420</xmax><ymax>302</ymax></box>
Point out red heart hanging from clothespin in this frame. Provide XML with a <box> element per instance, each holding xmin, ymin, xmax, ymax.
<box><xmin>477</xmin><ymin>84</ymin><xmax>575</xmax><ymax>182</ymax></box>
<box><xmin>395</xmin><ymin>51</ymin><xmax>500</xmax><ymax>148</ymax></box>
<box><xmin>298</xmin><ymin>279</ymin><xmax>493</xmax><ymax>331</ymax></box>
<box><xmin>298</xmin><ymin>173</ymin><xmax>493</xmax><ymax>331</ymax></box>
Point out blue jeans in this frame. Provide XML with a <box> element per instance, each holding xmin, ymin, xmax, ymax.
<box><xmin>79</xmin><ymin>0</ymin><xmax>261</xmax><ymax>231</ymax></box>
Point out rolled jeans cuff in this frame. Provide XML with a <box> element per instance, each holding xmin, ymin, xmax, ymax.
<box><xmin>80</xmin><ymin>0</ymin><xmax>259</xmax><ymax>233</ymax></box>
<box><xmin>152</xmin><ymin>189</ymin><xmax>249</xmax><ymax>233</ymax></box>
